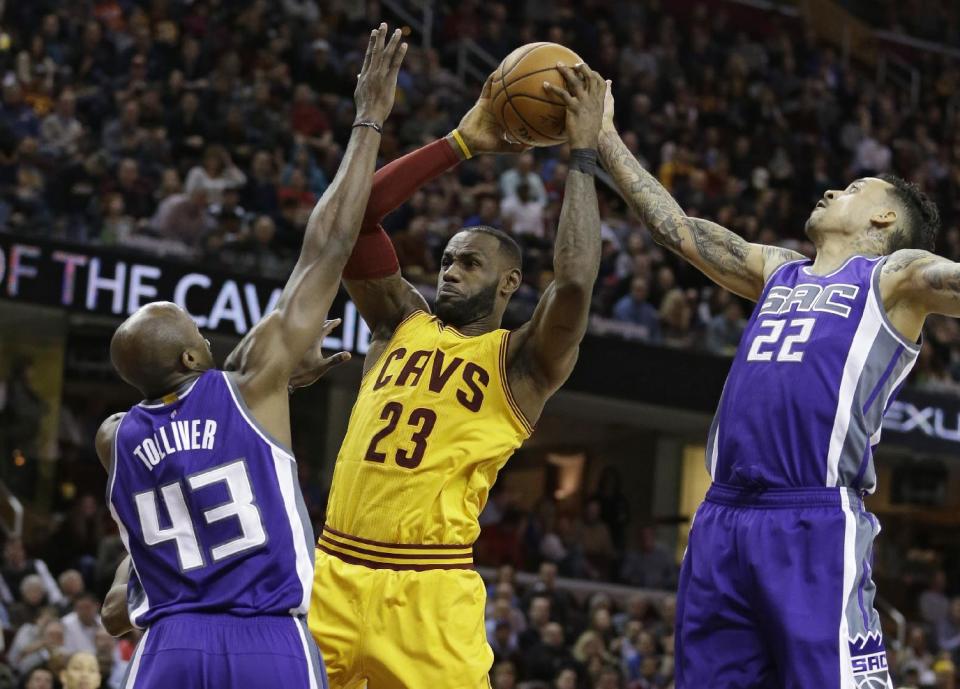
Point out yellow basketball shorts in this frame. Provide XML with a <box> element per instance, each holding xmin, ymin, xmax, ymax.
<box><xmin>308</xmin><ymin>530</ymin><xmax>493</xmax><ymax>689</ymax></box>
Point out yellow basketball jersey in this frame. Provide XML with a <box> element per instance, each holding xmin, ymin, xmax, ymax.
<box><xmin>324</xmin><ymin>310</ymin><xmax>532</xmax><ymax>548</ymax></box>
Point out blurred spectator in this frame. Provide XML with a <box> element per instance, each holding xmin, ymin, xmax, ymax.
<box><xmin>620</xmin><ymin>526</ymin><xmax>678</xmax><ymax>590</ymax></box>
<box><xmin>501</xmin><ymin>182</ymin><xmax>546</xmax><ymax>242</ymax></box>
<box><xmin>60</xmin><ymin>594</ymin><xmax>100</xmax><ymax>655</ymax></box>
<box><xmin>39</xmin><ymin>89</ymin><xmax>83</xmax><ymax>159</ymax></box>
<box><xmin>184</xmin><ymin>145</ymin><xmax>247</xmax><ymax>206</ymax></box>
<box><xmin>500</xmin><ymin>154</ymin><xmax>547</xmax><ymax>206</ymax></box>
<box><xmin>21</xmin><ymin>667</ymin><xmax>55</xmax><ymax>689</ymax></box>
<box><xmin>612</xmin><ymin>277</ymin><xmax>661</xmax><ymax>343</ymax></box>
<box><xmin>921</xmin><ymin>570</ymin><xmax>951</xmax><ymax>628</ymax></box>
<box><xmin>149</xmin><ymin>180</ymin><xmax>211</xmax><ymax>249</ymax></box>
<box><xmin>705</xmin><ymin>298</ymin><xmax>747</xmax><ymax>356</ymax></box>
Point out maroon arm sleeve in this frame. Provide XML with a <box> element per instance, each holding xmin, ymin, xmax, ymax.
<box><xmin>343</xmin><ymin>137</ymin><xmax>460</xmax><ymax>280</ymax></box>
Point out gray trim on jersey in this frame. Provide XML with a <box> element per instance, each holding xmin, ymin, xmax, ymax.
<box><xmin>844</xmin><ymin>505</ymin><xmax>881</xmax><ymax>639</ymax></box>
<box><xmin>222</xmin><ymin>371</ymin><xmax>296</xmax><ymax>457</ymax></box>
<box><xmin>834</xmin><ymin>331</ymin><xmax>911</xmax><ymax>488</ymax></box>
<box><xmin>833</xmin><ymin>260</ymin><xmax>919</xmax><ymax>490</ymax></box>
<box><xmin>704</xmin><ymin>407</ymin><xmax>721</xmax><ymax>479</ymax></box>
<box><xmin>289</xmin><ymin>457</ymin><xmax>316</xmax><ymax>571</ymax></box>
<box><xmin>297</xmin><ymin>617</ymin><xmax>328</xmax><ymax>688</ymax></box>
<box><xmin>872</xmin><ymin>257</ymin><xmax>921</xmax><ymax>354</ymax></box>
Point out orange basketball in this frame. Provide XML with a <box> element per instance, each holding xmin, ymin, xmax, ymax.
<box><xmin>490</xmin><ymin>42</ymin><xmax>585</xmax><ymax>147</ymax></box>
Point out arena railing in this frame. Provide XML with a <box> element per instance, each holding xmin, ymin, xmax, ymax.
<box><xmin>0</xmin><ymin>480</ymin><xmax>24</xmax><ymax>539</ymax></box>
<box><xmin>476</xmin><ymin>566</ymin><xmax>673</xmax><ymax>608</ymax></box>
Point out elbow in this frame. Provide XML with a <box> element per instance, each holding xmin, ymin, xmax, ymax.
<box><xmin>101</xmin><ymin>601</ymin><xmax>130</xmax><ymax>637</ymax></box>
<box><xmin>551</xmin><ymin>276</ymin><xmax>594</xmax><ymax>302</ymax></box>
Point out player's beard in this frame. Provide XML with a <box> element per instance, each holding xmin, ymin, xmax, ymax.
<box><xmin>435</xmin><ymin>281</ymin><xmax>498</xmax><ymax>328</ymax></box>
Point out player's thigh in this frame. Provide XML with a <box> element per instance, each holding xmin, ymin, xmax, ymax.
<box><xmin>676</xmin><ymin>502</ymin><xmax>776</xmax><ymax>689</ymax></box>
<box><xmin>309</xmin><ymin>551</ymin><xmax>371</xmax><ymax>687</ymax></box>
<box><xmin>367</xmin><ymin>568</ymin><xmax>492</xmax><ymax>688</ymax></box>
<box><xmin>122</xmin><ymin>618</ymin><xmax>325</xmax><ymax>689</ymax></box>
<box><xmin>745</xmin><ymin>502</ymin><xmax>890</xmax><ymax>689</ymax></box>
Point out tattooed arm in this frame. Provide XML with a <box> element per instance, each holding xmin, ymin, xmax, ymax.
<box><xmin>880</xmin><ymin>249</ymin><xmax>960</xmax><ymax>342</ymax></box>
<box><xmin>598</xmin><ymin>89</ymin><xmax>802</xmax><ymax>301</ymax></box>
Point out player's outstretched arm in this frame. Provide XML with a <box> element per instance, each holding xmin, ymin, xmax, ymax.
<box><xmin>343</xmin><ymin>69</ymin><xmax>527</xmax><ymax>358</ymax></box>
<box><xmin>102</xmin><ymin>555</ymin><xmax>133</xmax><ymax>637</ymax></box>
<box><xmin>597</xmin><ymin>86</ymin><xmax>801</xmax><ymax>301</ymax></box>
<box><xmin>507</xmin><ymin>63</ymin><xmax>605</xmax><ymax>413</ymax></box>
<box><xmin>881</xmin><ymin>249</ymin><xmax>960</xmax><ymax>340</ymax></box>
<box><xmin>231</xmin><ymin>25</ymin><xmax>405</xmax><ymax>407</ymax></box>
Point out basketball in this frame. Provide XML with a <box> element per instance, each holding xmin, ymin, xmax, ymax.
<box><xmin>490</xmin><ymin>42</ymin><xmax>585</xmax><ymax>147</ymax></box>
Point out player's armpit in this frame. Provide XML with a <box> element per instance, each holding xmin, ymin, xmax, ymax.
<box><xmin>95</xmin><ymin>412</ymin><xmax>125</xmax><ymax>472</ymax></box>
<box><xmin>344</xmin><ymin>272</ymin><xmax>429</xmax><ymax>341</ymax></box>
<box><xmin>882</xmin><ymin>248</ymin><xmax>960</xmax><ymax>320</ymax></box>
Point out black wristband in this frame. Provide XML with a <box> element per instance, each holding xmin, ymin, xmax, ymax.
<box><xmin>569</xmin><ymin>148</ymin><xmax>598</xmax><ymax>176</ymax></box>
<box><xmin>352</xmin><ymin>119</ymin><xmax>383</xmax><ymax>134</ymax></box>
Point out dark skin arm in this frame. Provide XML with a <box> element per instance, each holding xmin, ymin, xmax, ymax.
<box><xmin>597</xmin><ymin>85</ymin><xmax>803</xmax><ymax>302</ymax></box>
<box><xmin>506</xmin><ymin>63</ymin><xmax>606</xmax><ymax>423</ymax></box>
<box><xmin>102</xmin><ymin>555</ymin><xmax>133</xmax><ymax>637</ymax></box>
<box><xmin>346</xmin><ymin>71</ymin><xmax>527</xmax><ymax>375</ymax></box>
<box><xmin>224</xmin><ymin>25</ymin><xmax>406</xmax><ymax>445</ymax></box>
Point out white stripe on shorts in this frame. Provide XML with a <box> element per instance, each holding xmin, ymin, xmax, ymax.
<box><xmin>838</xmin><ymin>491</ymin><xmax>857</xmax><ymax>689</ymax></box>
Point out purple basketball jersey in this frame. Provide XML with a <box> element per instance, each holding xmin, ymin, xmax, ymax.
<box><xmin>107</xmin><ymin>370</ymin><xmax>314</xmax><ymax>628</ymax></box>
<box><xmin>707</xmin><ymin>255</ymin><xmax>919</xmax><ymax>492</ymax></box>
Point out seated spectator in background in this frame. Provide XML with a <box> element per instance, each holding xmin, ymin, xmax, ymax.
<box><xmin>463</xmin><ymin>194</ymin><xmax>501</xmax><ymax>229</ymax></box>
<box><xmin>705</xmin><ymin>298</ymin><xmax>746</xmax><ymax>355</ymax></box>
<box><xmin>290</xmin><ymin>84</ymin><xmax>329</xmax><ymax>140</ymax></box>
<box><xmin>99</xmin><ymin>193</ymin><xmax>134</xmax><ymax>245</ymax></box>
<box><xmin>184</xmin><ymin>145</ymin><xmax>246</xmax><ymax>206</ymax></box>
<box><xmin>61</xmin><ymin>593</ymin><xmax>100</xmax><ymax>655</ymax></box>
<box><xmin>525</xmin><ymin>622</ymin><xmax>577</xmax><ymax>682</ymax></box>
<box><xmin>277</xmin><ymin>168</ymin><xmax>318</xmax><ymax>226</ymax></box>
<box><xmin>100</xmin><ymin>100</ymin><xmax>144</xmax><ymax>163</ymax></box>
<box><xmin>553</xmin><ymin>666</ymin><xmax>578</xmax><ymax>689</ymax></box>
<box><xmin>490</xmin><ymin>620</ymin><xmax>521</xmax><ymax>667</ymax></box>
<box><xmin>577</xmin><ymin>500</ymin><xmax>616</xmax><ymax>580</ymax></box>
<box><xmin>612</xmin><ymin>276</ymin><xmax>661</xmax><ymax>343</ymax></box>
<box><xmin>519</xmin><ymin>595</ymin><xmax>553</xmax><ymax>652</ymax></box>
<box><xmin>524</xmin><ymin>564</ymin><xmax>576</xmax><ymax>634</ymax></box>
<box><xmin>22</xmin><ymin>667</ymin><xmax>56</xmax><ymax>689</ymax></box>
<box><xmin>282</xmin><ymin>145</ymin><xmax>328</xmax><ymax>198</ymax></box>
<box><xmin>500</xmin><ymin>153</ymin><xmax>547</xmax><ymax>205</ymax></box>
<box><xmin>937</xmin><ymin>597</ymin><xmax>960</xmax><ymax>667</ymax></box>
<box><xmin>393</xmin><ymin>216</ymin><xmax>435</xmax><ymax>283</ymax></box>
<box><xmin>3</xmin><ymin>539</ymin><xmax>62</xmax><ymax>620</ymax></box>
<box><xmin>898</xmin><ymin>626</ymin><xmax>936</xmax><ymax>685</ymax></box>
<box><xmin>56</xmin><ymin>570</ymin><xmax>84</xmax><ymax>616</ymax></box>
<box><xmin>150</xmin><ymin>178</ymin><xmax>211</xmax><ymax>249</ymax></box>
<box><xmin>59</xmin><ymin>651</ymin><xmax>101</xmax><ymax>689</ymax></box>
<box><xmin>501</xmin><ymin>182</ymin><xmax>546</xmax><ymax>243</ymax></box>
<box><xmin>95</xmin><ymin>628</ymin><xmax>126</xmax><ymax>688</ymax></box>
<box><xmin>920</xmin><ymin>569</ymin><xmax>950</xmax><ymax>628</ymax></box>
<box><xmin>40</xmin><ymin>89</ymin><xmax>83</xmax><ymax>159</ymax></box>
<box><xmin>244</xmin><ymin>150</ymin><xmax>280</xmax><ymax>215</ymax></box>
<box><xmin>658</xmin><ymin>289</ymin><xmax>696</xmax><ymax>349</ymax></box>
<box><xmin>9</xmin><ymin>574</ymin><xmax>49</xmax><ymax>627</ymax></box>
<box><xmin>619</xmin><ymin>526</ymin><xmax>678</xmax><ymax>590</ymax></box>
<box><xmin>490</xmin><ymin>660</ymin><xmax>518</xmax><ymax>689</ymax></box>
<box><xmin>110</xmin><ymin>158</ymin><xmax>154</xmax><ymax>220</ymax></box>
<box><xmin>9</xmin><ymin>611</ymin><xmax>65</xmax><ymax>676</ymax></box>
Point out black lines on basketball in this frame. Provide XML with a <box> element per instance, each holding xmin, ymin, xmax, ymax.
<box><xmin>499</xmin><ymin>42</ymin><xmax>548</xmax><ymax>82</ymax></box>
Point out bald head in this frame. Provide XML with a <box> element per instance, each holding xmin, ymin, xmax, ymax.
<box><xmin>110</xmin><ymin>302</ymin><xmax>214</xmax><ymax>397</ymax></box>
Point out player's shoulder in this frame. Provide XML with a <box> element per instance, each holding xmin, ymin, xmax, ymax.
<box><xmin>881</xmin><ymin>249</ymin><xmax>936</xmax><ymax>275</ymax></box>
<box><xmin>95</xmin><ymin>412</ymin><xmax>127</xmax><ymax>470</ymax></box>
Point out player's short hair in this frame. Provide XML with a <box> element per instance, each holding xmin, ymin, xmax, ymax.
<box><xmin>463</xmin><ymin>225</ymin><xmax>522</xmax><ymax>270</ymax></box>
<box><xmin>878</xmin><ymin>174</ymin><xmax>940</xmax><ymax>253</ymax></box>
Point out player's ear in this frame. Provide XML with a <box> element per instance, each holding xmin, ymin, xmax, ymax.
<box><xmin>500</xmin><ymin>268</ymin><xmax>522</xmax><ymax>297</ymax></box>
<box><xmin>870</xmin><ymin>209</ymin><xmax>897</xmax><ymax>228</ymax></box>
<box><xmin>181</xmin><ymin>348</ymin><xmax>205</xmax><ymax>372</ymax></box>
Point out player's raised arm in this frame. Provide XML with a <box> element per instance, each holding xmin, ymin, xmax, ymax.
<box><xmin>342</xmin><ymin>71</ymin><xmax>526</xmax><ymax>350</ymax></box>
<box><xmin>597</xmin><ymin>85</ymin><xmax>802</xmax><ymax>302</ymax></box>
<box><xmin>881</xmin><ymin>249</ymin><xmax>960</xmax><ymax>340</ymax></box>
<box><xmin>507</xmin><ymin>63</ymin><xmax>605</xmax><ymax>405</ymax></box>
<box><xmin>231</xmin><ymin>25</ymin><xmax>405</xmax><ymax>404</ymax></box>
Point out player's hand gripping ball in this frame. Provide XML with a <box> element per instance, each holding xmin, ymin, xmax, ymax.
<box><xmin>490</xmin><ymin>42</ymin><xmax>585</xmax><ymax>147</ymax></box>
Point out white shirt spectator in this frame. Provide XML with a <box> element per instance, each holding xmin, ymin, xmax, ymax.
<box><xmin>853</xmin><ymin>136</ymin><xmax>891</xmax><ymax>174</ymax></box>
<box><xmin>501</xmin><ymin>194</ymin><xmax>545</xmax><ymax>239</ymax></box>
<box><xmin>499</xmin><ymin>155</ymin><xmax>548</xmax><ymax>206</ymax></box>
<box><xmin>184</xmin><ymin>160</ymin><xmax>247</xmax><ymax>206</ymax></box>
<box><xmin>62</xmin><ymin>610</ymin><xmax>100</xmax><ymax>655</ymax></box>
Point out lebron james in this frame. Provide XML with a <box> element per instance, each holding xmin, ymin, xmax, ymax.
<box><xmin>308</xmin><ymin>63</ymin><xmax>607</xmax><ymax>687</ymax></box>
